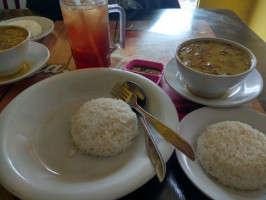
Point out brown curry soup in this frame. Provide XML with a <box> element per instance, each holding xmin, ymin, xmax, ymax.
<box><xmin>177</xmin><ymin>40</ymin><xmax>252</xmax><ymax>76</ymax></box>
<box><xmin>0</xmin><ymin>26</ymin><xmax>29</xmax><ymax>51</ymax></box>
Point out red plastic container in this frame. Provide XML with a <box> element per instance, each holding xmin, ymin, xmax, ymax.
<box><xmin>123</xmin><ymin>59</ymin><xmax>164</xmax><ymax>84</ymax></box>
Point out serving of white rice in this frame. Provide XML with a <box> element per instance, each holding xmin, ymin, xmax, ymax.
<box><xmin>197</xmin><ymin>121</ymin><xmax>266</xmax><ymax>191</ymax></box>
<box><xmin>70</xmin><ymin>98</ymin><xmax>138</xmax><ymax>157</ymax></box>
<box><xmin>9</xmin><ymin>19</ymin><xmax>42</xmax><ymax>39</ymax></box>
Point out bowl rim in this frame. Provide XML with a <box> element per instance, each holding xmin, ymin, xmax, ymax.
<box><xmin>175</xmin><ymin>37</ymin><xmax>257</xmax><ymax>78</ymax></box>
<box><xmin>0</xmin><ymin>25</ymin><xmax>30</xmax><ymax>53</ymax></box>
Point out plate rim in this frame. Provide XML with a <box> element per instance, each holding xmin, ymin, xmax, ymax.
<box><xmin>0</xmin><ymin>68</ymin><xmax>177</xmax><ymax>200</ymax></box>
<box><xmin>0</xmin><ymin>41</ymin><xmax>50</xmax><ymax>85</ymax></box>
<box><xmin>0</xmin><ymin>16</ymin><xmax>54</xmax><ymax>41</ymax></box>
<box><xmin>175</xmin><ymin>106</ymin><xmax>266</xmax><ymax>200</ymax></box>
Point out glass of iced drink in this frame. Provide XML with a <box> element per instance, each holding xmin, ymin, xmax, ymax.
<box><xmin>60</xmin><ymin>0</ymin><xmax>125</xmax><ymax>69</ymax></box>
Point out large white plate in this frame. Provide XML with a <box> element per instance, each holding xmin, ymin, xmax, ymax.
<box><xmin>176</xmin><ymin>107</ymin><xmax>266</xmax><ymax>200</ymax></box>
<box><xmin>164</xmin><ymin>58</ymin><xmax>263</xmax><ymax>107</ymax></box>
<box><xmin>0</xmin><ymin>41</ymin><xmax>50</xmax><ymax>85</ymax></box>
<box><xmin>0</xmin><ymin>16</ymin><xmax>54</xmax><ymax>41</ymax></box>
<box><xmin>0</xmin><ymin>69</ymin><xmax>177</xmax><ymax>200</ymax></box>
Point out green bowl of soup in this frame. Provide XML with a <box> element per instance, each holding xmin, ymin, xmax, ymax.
<box><xmin>0</xmin><ymin>25</ymin><xmax>30</xmax><ymax>76</ymax></box>
<box><xmin>175</xmin><ymin>37</ymin><xmax>257</xmax><ymax>97</ymax></box>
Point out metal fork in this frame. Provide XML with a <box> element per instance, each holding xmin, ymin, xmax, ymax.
<box><xmin>112</xmin><ymin>83</ymin><xmax>166</xmax><ymax>182</ymax></box>
<box><xmin>111</xmin><ymin>84</ymin><xmax>195</xmax><ymax>161</ymax></box>
<box><xmin>37</xmin><ymin>64</ymin><xmax>67</xmax><ymax>74</ymax></box>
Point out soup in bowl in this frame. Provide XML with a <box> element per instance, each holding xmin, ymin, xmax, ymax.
<box><xmin>0</xmin><ymin>25</ymin><xmax>30</xmax><ymax>76</ymax></box>
<box><xmin>175</xmin><ymin>37</ymin><xmax>257</xmax><ymax>97</ymax></box>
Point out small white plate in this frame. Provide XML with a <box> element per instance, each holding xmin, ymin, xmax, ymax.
<box><xmin>0</xmin><ymin>16</ymin><xmax>54</xmax><ymax>41</ymax></box>
<box><xmin>164</xmin><ymin>58</ymin><xmax>263</xmax><ymax>107</ymax></box>
<box><xmin>176</xmin><ymin>107</ymin><xmax>266</xmax><ymax>200</ymax></box>
<box><xmin>0</xmin><ymin>41</ymin><xmax>50</xmax><ymax>85</ymax></box>
<box><xmin>0</xmin><ymin>69</ymin><xmax>177</xmax><ymax>200</ymax></box>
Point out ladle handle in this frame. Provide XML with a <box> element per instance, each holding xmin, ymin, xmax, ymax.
<box><xmin>134</xmin><ymin>103</ymin><xmax>195</xmax><ymax>161</ymax></box>
<box><xmin>140</xmin><ymin>115</ymin><xmax>166</xmax><ymax>182</ymax></box>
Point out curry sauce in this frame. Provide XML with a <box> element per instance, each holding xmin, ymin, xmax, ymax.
<box><xmin>0</xmin><ymin>61</ymin><xmax>31</xmax><ymax>81</ymax></box>
<box><xmin>177</xmin><ymin>40</ymin><xmax>252</xmax><ymax>75</ymax></box>
<box><xmin>0</xmin><ymin>26</ymin><xmax>28</xmax><ymax>51</ymax></box>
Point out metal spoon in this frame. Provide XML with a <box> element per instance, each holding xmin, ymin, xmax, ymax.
<box><xmin>122</xmin><ymin>81</ymin><xmax>166</xmax><ymax>182</ymax></box>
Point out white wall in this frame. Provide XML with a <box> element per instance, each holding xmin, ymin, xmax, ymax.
<box><xmin>0</xmin><ymin>0</ymin><xmax>26</xmax><ymax>9</ymax></box>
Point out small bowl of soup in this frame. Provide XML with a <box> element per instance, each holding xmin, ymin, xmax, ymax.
<box><xmin>175</xmin><ymin>37</ymin><xmax>257</xmax><ymax>97</ymax></box>
<box><xmin>0</xmin><ymin>25</ymin><xmax>30</xmax><ymax>76</ymax></box>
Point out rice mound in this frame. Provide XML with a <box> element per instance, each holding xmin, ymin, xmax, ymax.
<box><xmin>9</xmin><ymin>20</ymin><xmax>42</xmax><ymax>39</ymax></box>
<box><xmin>70</xmin><ymin>98</ymin><xmax>138</xmax><ymax>157</ymax></box>
<box><xmin>197</xmin><ymin>121</ymin><xmax>266</xmax><ymax>191</ymax></box>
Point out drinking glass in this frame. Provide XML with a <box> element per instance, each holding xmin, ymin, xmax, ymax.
<box><xmin>60</xmin><ymin>0</ymin><xmax>125</xmax><ymax>69</ymax></box>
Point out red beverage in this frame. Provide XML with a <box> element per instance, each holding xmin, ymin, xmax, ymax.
<box><xmin>60</xmin><ymin>1</ymin><xmax>110</xmax><ymax>69</ymax></box>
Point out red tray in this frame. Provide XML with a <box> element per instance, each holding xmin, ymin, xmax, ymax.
<box><xmin>123</xmin><ymin>59</ymin><xmax>164</xmax><ymax>84</ymax></box>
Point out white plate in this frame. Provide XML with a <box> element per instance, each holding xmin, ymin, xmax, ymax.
<box><xmin>0</xmin><ymin>41</ymin><xmax>50</xmax><ymax>85</ymax></box>
<box><xmin>164</xmin><ymin>58</ymin><xmax>263</xmax><ymax>107</ymax></box>
<box><xmin>0</xmin><ymin>16</ymin><xmax>54</xmax><ymax>41</ymax></box>
<box><xmin>0</xmin><ymin>69</ymin><xmax>177</xmax><ymax>200</ymax></box>
<box><xmin>176</xmin><ymin>107</ymin><xmax>266</xmax><ymax>200</ymax></box>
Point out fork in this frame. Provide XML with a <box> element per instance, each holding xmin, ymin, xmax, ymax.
<box><xmin>112</xmin><ymin>84</ymin><xmax>166</xmax><ymax>182</ymax></box>
<box><xmin>37</xmin><ymin>64</ymin><xmax>68</xmax><ymax>74</ymax></box>
<box><xmin>111</xmin><ymin>84</ymin><xmax>195</xmax><ymax>161</ymax></box>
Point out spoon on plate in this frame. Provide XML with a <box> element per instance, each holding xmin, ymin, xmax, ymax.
<box><xmin>122</xmin><ymin>81</ymin><xmax>166</xmax><ymax>182</ymax></box>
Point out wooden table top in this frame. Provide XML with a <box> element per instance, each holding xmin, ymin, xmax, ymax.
<box><xmin>0</xmin><ymin>8</ymin><xmax>265</xmax><ymax>200</ymax></box>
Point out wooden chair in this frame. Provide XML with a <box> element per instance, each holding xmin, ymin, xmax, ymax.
<box><xmin>3</xmin><ymin>0</ymin><xmax>21</xmax><ymax>9</ymax></box>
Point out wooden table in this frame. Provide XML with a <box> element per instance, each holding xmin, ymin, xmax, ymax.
<box><xmin>0</xmin><ymin>8</ymin><xmax>265</xmax><ymax>200</ymax></box>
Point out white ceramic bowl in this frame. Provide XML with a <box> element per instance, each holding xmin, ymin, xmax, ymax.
<box><xmin>0</xmin><ymin>25</ymin><xmax>30</xmax><ymax>76</ymax></box>
<box><xmin>175</xmin><ymin>37</ymin><xmax>257</xmax><ymax>97</ymax></box>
